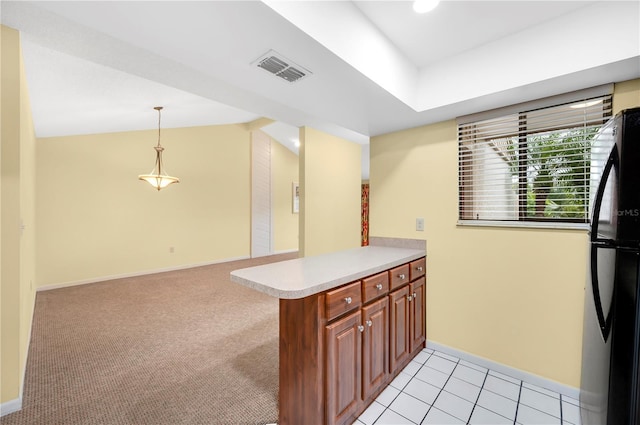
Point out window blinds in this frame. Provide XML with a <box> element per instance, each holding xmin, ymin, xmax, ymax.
<box><xmin>458</xmin><ymin>93</ymin><xmax>612</xmax><ymax>224</ymax></box>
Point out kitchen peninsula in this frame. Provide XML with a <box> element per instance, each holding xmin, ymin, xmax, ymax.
<box><xmin>230</xmin><ymin>238</ymin><xmax>427</xmax><ymax>425</ymax></box>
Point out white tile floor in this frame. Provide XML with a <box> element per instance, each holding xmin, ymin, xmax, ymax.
<box><xmin>354</xmin><ymin>348</ymin><xmax>581</xmax><ymax>425</ymax></box>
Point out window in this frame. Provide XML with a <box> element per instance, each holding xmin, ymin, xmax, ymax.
<box><xmin>458</xmin><ymin>89</ymin><xmax>612</xmax><ymax>227</ymax></box>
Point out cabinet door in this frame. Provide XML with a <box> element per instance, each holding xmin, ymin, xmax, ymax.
<box><xmin>362</xmin><ymin>297</ymin><xmax>389</xmax><ymax>400</ymax></box>
<box><xmin>326</xmin><ymin>310</ymin><xmax>362</xmax><ymax>425</ymax></box>
<box><xmin>389</xmin><ymin>285</ymin><xmax>410</xmax><ymax>374</ymax></box>
<box><xmin>410</xmin><ymin>277</ymin><xmax>426</xmax><ymax>353</ymax></box>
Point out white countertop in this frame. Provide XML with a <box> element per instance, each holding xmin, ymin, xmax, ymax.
<box><xmin>230</xmin><ymin>245</ymin><xmax>425</xmax><ymax>299</ymax></box>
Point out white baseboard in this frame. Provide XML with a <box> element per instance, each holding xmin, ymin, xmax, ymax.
<box><xmin>427</xmin><ymin>340</ymin><xmax>580</xmax><ymax>400</ymax></box>
<box><xmin>20</xmin><ymin>292</ymin><xmax>37</xmax><ymax>396</ymax></box>
<box><xmin>2</xmin><ymin>281</ymin><xmax>37</xmax><ymax>417</ymax></box>
<box><xmin>0</xmin><ymin>397</ymin><xmax>22</xmax><ymax>417</ymax></box>
<box><xmin>37</xmin><ymin>255</ymin><xmax>251</xmax><ymax>292</ymax></box>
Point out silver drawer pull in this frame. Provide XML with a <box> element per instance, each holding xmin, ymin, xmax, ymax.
<box><xmin>358</xmin><ymin>325</ymin><xmax>365</xmax><ymax>332</ymax></box>
<box><xmin>398</xmin><ymin>274</ymin><xmax>406</xmax><ymax>280</ymax></box>
<box><xmin>376</xmin><ymin>283</ymin><xmax>383</xmax><ymax>290</ymax></box>
<box><xmin>366</xmin><ymin>320</ymin><xmax>373</xmax><ymax>327</ymax></box>
<box><xmin>344</xmin><ymin>297</ymin><xmax>352</xmax><ymax>304</ymax></box>
<box><xmin>417</xmin><ymin>266</ymin><xmax>423</xmax><ymax>272</ymax></box>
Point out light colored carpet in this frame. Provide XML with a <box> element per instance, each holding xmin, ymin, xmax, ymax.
<box><xmin>1</xmin><ymin>253</ymin><xmax>297</xmax><ymax>425</ymax></box>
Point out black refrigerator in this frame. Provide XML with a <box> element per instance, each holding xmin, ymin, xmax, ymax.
<box><xmin>581</xmin><ymin>107</ymin><xmax>640</xmax><ymax>425</ymax></box>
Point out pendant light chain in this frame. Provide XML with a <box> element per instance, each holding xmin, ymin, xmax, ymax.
<box><xmin>156</xmin><ymin>106</ymin><xmax>163</xmax><ymax>148</ymax></box>
<box><xmin>155</xmin><ymin>106</ymin><xmax>164</xmax><ymax>177</ymax></box>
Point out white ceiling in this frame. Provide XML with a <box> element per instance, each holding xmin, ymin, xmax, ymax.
<box><xmin>353</xmin><ymin>1</ymin><xmax>594</xmax><ymax>68</ymax></box>
<box><xmin>2</xmin><ymin>1</ymin><xmax>639</xmax><ymax>179</ymax></box>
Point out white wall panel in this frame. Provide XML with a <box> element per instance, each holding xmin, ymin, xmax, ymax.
<box><xmin>251</xmin><ymin>131</ymin><xmax>273</xmax><ymax>257</ymax></box>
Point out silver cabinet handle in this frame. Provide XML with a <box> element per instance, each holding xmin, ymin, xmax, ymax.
<box><xmin>345</xmin><ymin>297</ymin><xmax>352</xmax><ymax>304</ymax></box>
<box><xmin>407</xmin><ymin>295</ymin><xmax>412</xmax><ymax>302</ymax></box>
<box><xmin>398</xmin><ymin>274</ymin><xmax>406</xmax><ymax>280</ymax></box>
<box><xmin>417</xmin><ymin>266</ymin><xmax>423</xmax><ymax>272</ymax></box>
<box><xmin>358</xmin><ymin>325</ymin><xmax>365</xmax><ymax>332</ymax></box>
<box><xmin>366</xmin><ymin>320</ymin><xmax>372</xmax><ymax>327</ymax></box>
<box><xmin>376</xmin><ymin>283</ymin><xmax>383</xmax><ymax>290</ymax></box>
<box><xmin>413</xmin><ymin>292</ymin><xmax>417</xmax><ymax>299</ymax></box>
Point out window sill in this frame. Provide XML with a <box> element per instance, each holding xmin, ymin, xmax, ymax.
<box><xmin>457</xmin><ymin>220</ymin><xmax>589</xmax><ymax>231</ymax></box>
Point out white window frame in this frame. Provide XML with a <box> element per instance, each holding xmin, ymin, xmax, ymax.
<box><xmin>457</xmin><ymin>85</ymin><xmax>613</xmax><ymax>229</ymax></box>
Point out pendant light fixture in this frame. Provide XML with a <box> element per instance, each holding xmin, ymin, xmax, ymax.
<box><xmin>138</xmin><ymin>106</ymin><xmax>180</xmax><ymax>191</ymax></box>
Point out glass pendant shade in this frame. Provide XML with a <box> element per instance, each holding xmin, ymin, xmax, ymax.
<box><xmin>138</xmin><ymin>107</ymin><xmax>179</xmax><ymax>191</ymax></box>
<box><xmin>138</xmin><ymin>147</ymin><xmax>180</xmax><ymax>190</ymax></box>
<box><xmin>139</xmin><ymin>174</ymin><xmax>180</xmax><ymax>190</ymax></box>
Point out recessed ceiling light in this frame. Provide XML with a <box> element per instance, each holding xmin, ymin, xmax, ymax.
<box><xmin>413</xmin><ymin>0</ymin><xmax>440</xmax><ymax>14</ymax></box>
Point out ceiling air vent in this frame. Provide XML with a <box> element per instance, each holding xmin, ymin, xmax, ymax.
<box><xmin>253</xmin><ymin>50</ymin><xmax>311</xmax><ymax>83</ymax></box>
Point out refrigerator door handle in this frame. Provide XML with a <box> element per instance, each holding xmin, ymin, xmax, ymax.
<box><xmin>589</xmin><ymin>144</ymin><xmax>619</xmax><ymax>342</ymax></box>
<box><xmin>590</xmin><ymin>244</ymin><xmax>614</xmax><ymax>341</ymax></box>
<box><xmin>591</xmin><ymin>144</ymin><xmax>619</xmax><ymax>243</ymax></box>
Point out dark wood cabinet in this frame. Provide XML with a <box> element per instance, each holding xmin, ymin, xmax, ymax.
<box><xmin>326</xmin><ymin>311</ymin><xmax>362</xmax><ymax>425</ymax></box>
<box><xmin>279</xmin><ymin>256</ymin><xmax>426</xmax><ymax>425</ymax></box>
<box><xmin>410</xmin><ymin>276</ymin><xmax>426</xmax><ymax>354</ymax></box>
<box><xmin>389</xmin><ymin>263</ymin><xmax>410</xmax><ymax>290</ymax></box>
<box><xmin>390</xmin><ymin>273</ymin><xmax>427</xmax><ymax>374</ymax></box>
<box><xmin>326</xmin><ymin>281</ymin><xmax>362</xmax><ymax>322</ymax></box>
<box><xmin>362</xmin><ymin>297</ymin><xmax>389</xmax><ymax>400</ymax></box>
<box><xmin>410</xmin><ymin>258</ymin><xmax>426</xmax><ymax>281</ymax></box>
<box><xmin>389</xmin><ymin>284</ymin><xmax>410</xmax><ymax>374</ymax></box>
<box><xmin>362</xmin><ymin>272</ymin><xmax>389</xmax><ymax>304</ymax></box>
<box><xmin>326</xmin><ymin>287</ymin><xmax>390</xmax><ymax>425</ymax></box>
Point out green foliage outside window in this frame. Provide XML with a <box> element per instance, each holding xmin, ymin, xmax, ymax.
<box><xmin>504</xmin><ymin>126</ymin><xmax>600</xmax><ymax>220</ymax></box>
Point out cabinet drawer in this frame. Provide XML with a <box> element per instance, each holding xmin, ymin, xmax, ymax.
<box><xmin>410</xmin><ymin>258</ymin><xmax>426</xmax><ymax>281</ymax></box>
<box><xmin>362</xmin><ymin>272</ymin><xmax>389</xmax><ymax>304</ymax></box>
<box><xmin>326</xmin><ymin>281</ymin><xmax>362</xmax><ymax>322</ymax></box>
<box><xmin>389</xmin><ymin>264</ymin><xmax>410</xmax><ymax>290</ymax></box>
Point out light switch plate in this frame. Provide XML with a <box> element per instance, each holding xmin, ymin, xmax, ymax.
<box><xmin>416</xmin><ymin>218</ymin><xmax>425</xmax><ymax>231</ymax></box>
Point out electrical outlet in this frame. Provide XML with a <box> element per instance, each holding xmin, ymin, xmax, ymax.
<box><xmin>416</xmin><ymin>218</ymin><xmax>425</xmax><ymax>231</ymax></box>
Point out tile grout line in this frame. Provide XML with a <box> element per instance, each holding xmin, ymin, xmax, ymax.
<box><xmin>478</xmin><ymin>372</ymin><xmax>525</xmax><ymax>422</ymax></box>
<box><xmin>403</xmin><ymin>352</ymin><xmax>438</xmax><ymax>424</ymax></box>
<box><xmin>369</xmin><ymin>401</ymin><xmax>385</xmax><ymax>425</ymax></box>
<box><xmin>420</xmin><ymin>352</ymin><xmax>461</xmax><ymax>423</ymax></box>
<box><xmin>374</xmin><ymin>375</ymin><xmax>409</xmax><ymax>425</ymax></box>
<box><xmin>367</xmin><ymin>349</ymin><xmax>568</xmax><ymax>425</ymax></box>
<box><xmin>372</xmin><ymin>350</ymin><xmax>434</xmax><ymax>425</ymax></box>
<box><xmin>518</xmin><ymin>392</ymin><xmax>565</xmax><ymax>421</ymax></box>
<box><xmin>372</xmin><ymin>350</ymin><xmax>573</xmax><ymax>425</ymax></box>
<box><xmin>513</xmin><ymin>380</ymin><xmax>523</xmax><ymax>425</ymax></box>
<box><xmin>522</xmin><ymin>381</ymin><xmax>565</xmax><ymax>400</ymax></box>
<box><xmin>470</xmin><ymin>369</ymin><xmax>523</xmax><ymax>424</ymax></box>
<box><xmin>466</xmin><ymin>368</ymin><xmax>489</xmax><ymax>424</ymax></box>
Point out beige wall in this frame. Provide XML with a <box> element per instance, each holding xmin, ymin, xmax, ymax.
<box><xmin>299</xmin><ymin>126</ymin><xmax>361</xmax><ymax>257</ymax></box>
<box><xmin>1</xmin><ymin>25</ymin><xmax>37</xmax><ymax>406</ymax></box>
<box><xmin>36</xmin><ymin>124</ymin><xmax>251</xmax><ymax>287</ymax></box>
<box><xmin>271</xmin><ymin>140</ymin><xmax>299</xmax><ymax>252</ymax></box>
<box><xmin>613</xmin><ymin>79</ymin><xmax>640</xmax><ymax>113</ymax></box>
<box><xmin>370</xmin><ymin>79</ymin><xmax>640</xmax><ymax>388</ymax></box>
<box><xmin>18</xmin><ymin>25</ymin><xmax>37</xmax><ymax>397</ymax></box>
